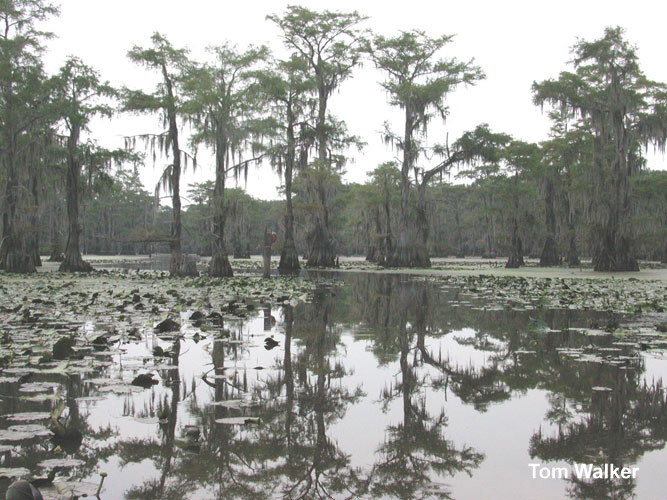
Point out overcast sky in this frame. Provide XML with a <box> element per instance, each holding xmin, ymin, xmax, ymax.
<box><xmin>42</xmin><ymin>0</ymin><xmax>667</xmax><ymax>202</ymax></box>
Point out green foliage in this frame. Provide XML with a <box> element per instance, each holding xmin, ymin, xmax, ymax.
<box><xmin>267</xmin><ymin>5</ymin><xmax>366</xmax><ymax>101</ymax></box>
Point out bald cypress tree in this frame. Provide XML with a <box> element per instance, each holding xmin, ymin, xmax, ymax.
<box><xmin>268</xmin><ymin>6</ymin><xmax>366</xmax><ymax>267</ymax></box>
<box><xmin>124</xmin><ymin>33</ymin><xmax>197</xmax><ymax>276</ymax></box>
<box><xmin>0</xmin><ymin>0</ymin><xmax>58</xmax><ymax>272</ymax></box>
<box><xmin>258</xmin><ymin>55</ymin><xmax>316</xmax><ymax>274</ymax></box>
<box><xmin>366</xmin><ymin>30</ymin><xmax>485</xmax><ymax>267</ymax></box>
<box><xmin>533</xmin><ymin>27</ymin><xmax>667</xmax><ymax>271</ymax></box>
<box><xmin>53</xmin><ymin>57</ymin><xmax>117</xmax><ymax>272</ymax></box>
<box><xmin>183</xmin><ymin>43</ymin><xmax>269</xmax><ymax>278</ymax></box>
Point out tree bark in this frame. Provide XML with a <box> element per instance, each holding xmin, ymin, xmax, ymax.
<box><xmin>505</xmin><ymin>217</ymin><xmax>524</xmax><ymax>268</ymax></box>
<box><xmin>208</xmin><ymin>133</ymin><xmax>232</xmax><ymax>277</ymax></box>
<box><xmin>279</xmin><ymin>126</ymin><xmax>300</xmax><ymax>273</ymax></box>
<box><xmin>562</xmin><ymin>176</ymin><xmax>580</xmax><ymax>267</ymax></box>
<box><xmin>157</xmin><ymin>63</ymin><xmax>196</xmax><ymax>277</ymax></box>
<box><xmin>59</xmin><ymin>127</ymin><xmax>93</xmax><ymax>273</ymax></box>
<box><xmin>539</xmin><ymin>174</ymin><xmax>560</xmax><ymax>266</ymax></box>
<box><xmin>306</xmin><ymin>70</ymin><xmax>336</xmax><ymax>268</ymax></box>
<box><xmin>306</xmin><ymin>171</ymin><xmax>336</xmax><ymax>268</ymax></box>
<box><xmin>380</xmin><ymin>191</ymin><xmax>393</xmax><ymax>265</ymax></box>
<box><xmin>590</xmin><ymin>88</ymin><xmax>639</xmax><ymax>272</ymax></box>
<box><xmin>387</xmin><ymin>106</ymin><xmax>430</xmax><ymax>268</ymax></box>
<box><xmin>366</xmin><ymin>205</ymin><xmax>381</xmax><ymax>263</ymax></box>
<box><xmin>1</xmin><ymin>132</ymin><xmax>36</xmax><ymax>273</ymax></box>
<box><xmin>29</xmin><ymin>146</ymin><xmax>41</xmax><ymax>267</ymax></box>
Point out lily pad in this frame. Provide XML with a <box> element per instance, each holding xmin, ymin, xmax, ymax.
<box><xmin>38</xmin><ymin>458</ymin><xmax>85</xmax><ymax>468</ymax></box>
<box><xmin>3</xmin><ymin>412</ymin><xmax>51</xmax><ymax>422</ymax></box>
<box><xmin>0</xmin><ymin>467</ymin><xmax>30</xmax><ymax>478</ymax></box>
<box><xmin>215</xmin><ymin>417</ymin><xmax>261</xmax><ymax>425</ymax></box>
<box><xmin>97</xmin><ymin>384</ymin><xmax>144</xmax><ymax>394</ymax></box>
<box><xmin>53</xmin><ymin>480</ymin><xmax>100</xmax><ymax>497</ymax></box>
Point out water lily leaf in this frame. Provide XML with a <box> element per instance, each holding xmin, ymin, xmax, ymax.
<box><xmin>3</xmin><ymin>412</ymin><xmax>51</xmax><ymax>422</ymax></box>
<box><xmin>53</xmin><ymin>480</ymin><xmax>100</xmax><ymax>497</ymax></box>
<box><xmin>97</xmin><ymin>384</ymin><xmax>144</xmax><ymax>394</ymax></box>
<box><xmin>215</xmin><ymin>417</ymin><xmax>260</xmax><ymax>425</ymax></box>
<box><xmin>0</xmin><ymin>467</ymin><xmax>30</xmax><ymax>478</ymax></box>
<box><xmin>19</xmin><ymin>382</ymin><xmax>61</xmax><ymax>393</ymax></box>
<box><xmin>38</xmin><ymin>458</ymin><xmax>85</xmax><ymax>468</ymax></box>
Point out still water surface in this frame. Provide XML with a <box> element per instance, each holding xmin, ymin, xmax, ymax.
<box><xmin>1</xmin><ymin>272</ymin><xmax>666</xmax><ymax>499</ymax></box>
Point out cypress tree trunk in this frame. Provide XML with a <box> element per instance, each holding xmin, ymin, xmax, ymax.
<box><xmin>29</xmin><ymin>150</ymin><xmax>41</xmax><ymax>267</ymax></box>
<box><xmin>481</xmin><ymin>192</ymin><xmax>495</xmax><ymax>258</ymax></box>
<box><xmin>593</xmin><ymin>232</ymin><xmax>639</xmax><ymax>271</ymax></box>
<box><xmin>158</xmin><ymin>63</ymin><xmax>197</xmax><ymax>277</ymax></box>
<box><xmin>562</xmin><ymin>179</ymin><xmax>580</xmax><ymax>267</ymax></box>
<box><xmin>232</xmin><ymin>221</ymin><xmax>249</xmax><ymax>259</ymax></box>
<box><xmin>60</xmin><ymin>128</ymin><xmax>92</xmax><ymax>273</ymax></box>
<box><xmin>414</xmin><ymin>182</ymin><xmax>431</xmax><ymax>266</ymax></box>
<box><xmin>48</xmin><ymin>202</ymin><xmax>64</xmax><ymax>262</ymax></box>
<box><xmin>387</xmin><ymin>106</ymin><xmax>429</xmax><ymax>268</ymax></box>
<box><xmin>592</xmin><ymin>159</ymin><xmax>638</xmax><ymax>271</ymax></box>
<box><xmin>539</xmin><ymin>174</ymin><xmax>560</xmax><ymax>266</ymax></box>
<box><xmin>366</xmin><ymin>206</ymin><xmax>381</xmax><ymax>263</ymax></box>
<box><xmin>1</xmin><ymin>137</ymin><xmax>36</xmax><ymax>273</ymax></box>
<box><xmin>208</xmin><ymin>137</ymin><xmax>232</xmax><ymax>278</ymax></box>
<box><xmin>279</xmin><ymin>106</ymin><xmax>300</xmax><ymax>274</ymax></box>
<box><xmin>567</xmin><ymin>233</ymin><xmax>580</xmax><ymax>267</ymax></box>
<box><xmin>506</xmin><ymin>172</ymin><xmax>524</xmax><ymax>269</ymax></box>
<box><xmin>208</xmin><ymin>210</ymin><xmax>233</xmax><ymax>277</ymax></box>
<box><xmin>591</xmin><ymin>81</ymin><xmax>639</xmax><ymax>272</ymax></box>
<box><xmin>380</xmin><ymin>194</ymin><xmax>393</xmax><ymax>266</ymax></box>
<box><xmin>306</xmin><ymin>173</ymin><xmax>336</xmax><ymax>268</ymax></box>
<box><xmin>306</xmin><ymin>84</ymin><xmax>336</xmax><ymax>269</ymax></box>
<box><xmin>506</xmin><ymin>218</ymin><xmax>524</xmax><ymax>268</ymax></box>
<box><xmin>278</xmin><ymin>184</ymin><xmax>300</xmax><ymax>272</ymax></box>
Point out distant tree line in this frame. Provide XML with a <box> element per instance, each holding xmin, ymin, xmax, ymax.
<box><xmin>1</xmin><ymin>2</ymin><xmax>666</xmax><ymax>276</ymax></box>
<box><xmin>38</xmin><ymin>166</ymin><xmax>663</xmax><ymax>265</ymax></box>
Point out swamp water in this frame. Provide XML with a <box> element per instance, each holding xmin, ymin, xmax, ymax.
<box><xmin>0</xmin><ymin>270</ymin><xmax>666</xmax><ymax>499</ymax></box>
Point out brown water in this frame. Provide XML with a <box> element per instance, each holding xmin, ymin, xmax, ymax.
<box><xmin>1</xmin><ymin>272</ymin><xmax>666</xmax><ymax>499</ymax></box>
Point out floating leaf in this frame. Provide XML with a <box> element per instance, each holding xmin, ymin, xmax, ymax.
<box><xmin>38</xmin><ymin>458</ymin><xmax>85</xmax><ymax>468</ymax></box>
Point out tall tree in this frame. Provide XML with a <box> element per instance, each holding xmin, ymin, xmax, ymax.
<box><xmin>365</xmin><ymin>162</ymin><xmax>400</xmax><ymax>265</ymax></box>
<box><xmin>258</xmin><ymin>55</ymin><xmax>315</xmax><ymax>273</ymax></box>
<box><xmin>501</xmin><ymin>140</ymin><xmax>540</xmax><ymax>268</ymax></box>
<box><xmin>533</xmin><ymin>27</ymin><xmax>667</xmax><ymax>271</ymax></box>
<box><xmin>124</xmin><ymin>33</ymin><xmax>197</xmax><ymax>276</ymax></box>
<box><xmin>53</xmin><ymin>57</ymin><xmax>116</xmax><ymax>272</ymax></box>
<box><xmin>457</xmin><ymin>160</ymin><xmax>502</xmax><ymax>258</ymax></box>
<box><xmin>0</xmin><ymin>0</ymin><xmax>58</xmax><ymax>272</ymax></box>
<box><xmin>268</xmin><ymin>6</ymin><xmax>366</xmax><ymax>267</ymax></box>
<box><xmin>539</xmin><ymin>113</ymin><xmax>590</xmax><ymax>267</ymax></box>
<box><xmin>184</xmin><ymin>43</ymin><xmax>268</xmax><ymax>277</ymax></box>
<box><xmin>366</xmin><ymin>30</ymin><xmax>485</xmax><ymax>267</ymax></box>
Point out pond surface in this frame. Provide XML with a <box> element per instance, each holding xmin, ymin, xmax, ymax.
<box><xmin>1</xmin><ymin>271</ymin><xmax>666</xmax><ymax>499</ymax></box>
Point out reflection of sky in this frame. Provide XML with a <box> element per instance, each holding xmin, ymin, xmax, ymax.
<box><xmin>326</xmin><ymin>328</ymin><xmax>574</xmax><ymax>499</ymax></box>
<box><xmin>14</xmin><ymin>296</ymin><xmax>667</xmax><ymax>499</ymax></box>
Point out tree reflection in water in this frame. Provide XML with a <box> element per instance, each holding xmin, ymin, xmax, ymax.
<box><xmin>10</xmin><ymin>273</ymin><xmax>663</xmax><ymax>499</ymax></box>
<box><xmin>368</xmin><ymin>281</ymin><xmax>484</xmax><ymax>500</ymax></box>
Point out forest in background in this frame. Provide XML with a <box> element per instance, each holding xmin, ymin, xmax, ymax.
<box><xmin>43</xmin><ymin>167</ymin><xmax>667</xmax><ymax>264</ymax></box>
<box><xmin>1</xmin><ymin>1</ymin><xmax>666</xmax><ymax>276</ymax></box>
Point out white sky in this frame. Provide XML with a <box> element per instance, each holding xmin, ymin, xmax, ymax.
<box><xmin>42</xmin><ymin>0</ymin><xmax>667</xmax><ymax>202</ymax></box>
